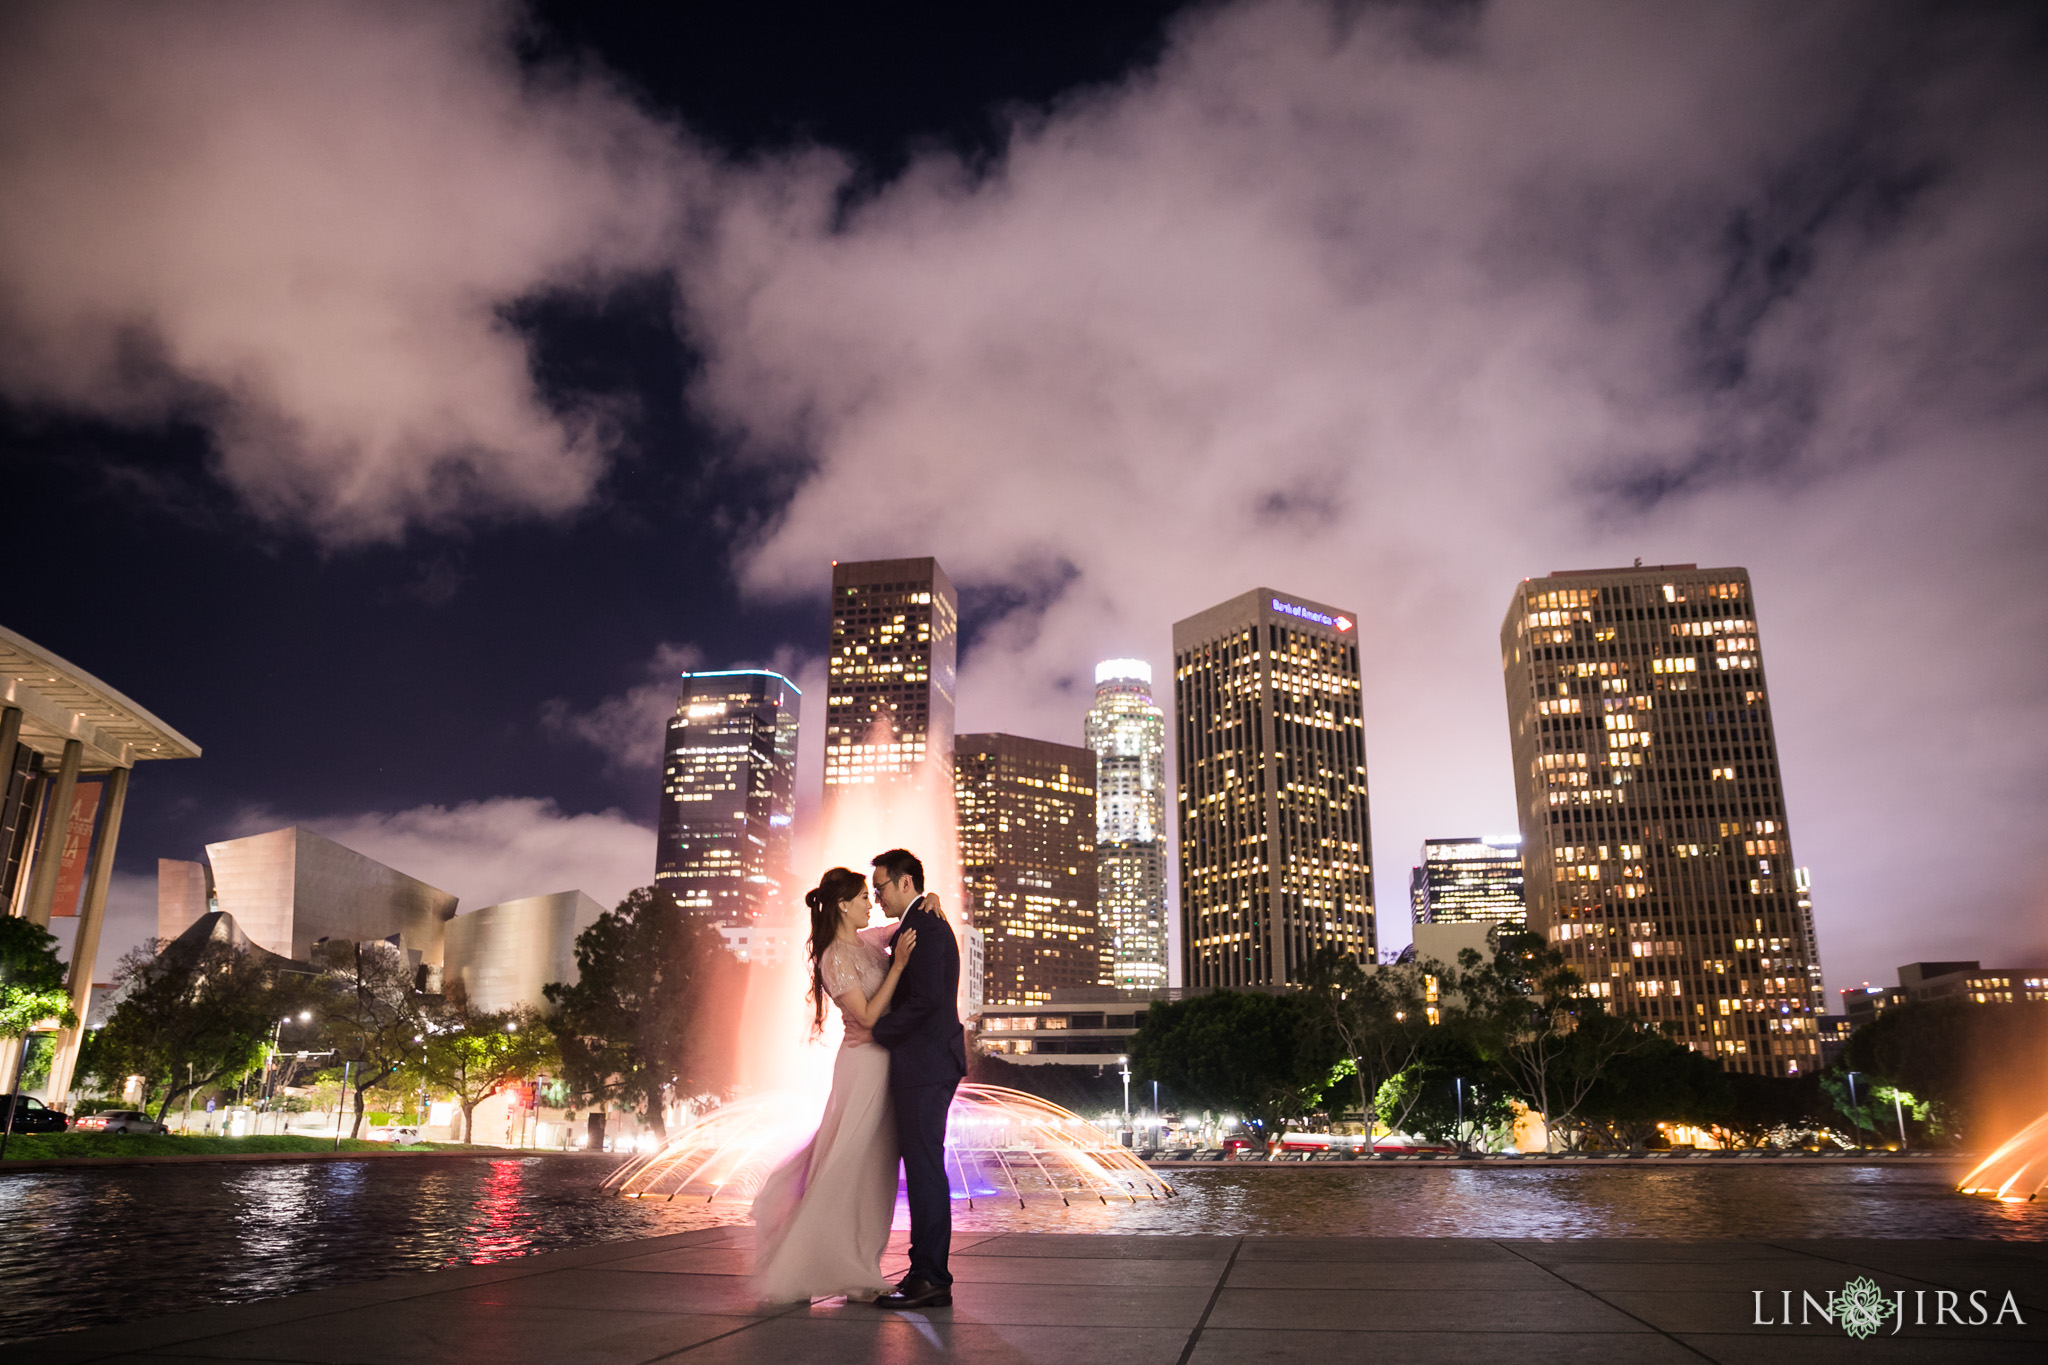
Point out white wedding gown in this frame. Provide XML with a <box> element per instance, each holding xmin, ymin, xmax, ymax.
<box><xmin>748</xmin><ymin>933</ymin><xmax>899</xmax><ymax>1302</ymax></box>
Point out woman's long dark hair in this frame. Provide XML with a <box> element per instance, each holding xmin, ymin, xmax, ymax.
<box><xmin>805</xmin><ymin>867</ymin><xmax>867</xmax><ymax>1035</ymax></box>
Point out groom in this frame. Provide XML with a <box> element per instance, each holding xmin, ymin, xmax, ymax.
<box><xmin>868</xmin><ymin>847</ymin><xmax>967</xmax><ymax>1310</ymax></box>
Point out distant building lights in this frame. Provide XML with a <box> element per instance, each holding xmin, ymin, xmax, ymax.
<box><xmin>1095</xmin><ymin>658</ymin><xmax>1153</xmax><ymax>685</ymax></box>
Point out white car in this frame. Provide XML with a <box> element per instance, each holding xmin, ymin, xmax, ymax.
<box><xmin>74</xmin><ymin>1109</ymin><xmax>169</xmax><ymax>1135</ymax></box>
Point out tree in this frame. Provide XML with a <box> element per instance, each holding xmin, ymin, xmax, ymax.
<box><xmin>1128</xmin><ymin>990</ymin><xmax>1337</xmax><ymax>1134</ymax></box>
<box><xmin>968</xmin><ymin>1050</ymin><xmax>1125</xmax><ymax>1114</ymax></box>
<box><xmin>1574</xmin><ymin>1024</ymin><xmax>1731</xmax><ymax>1151</ymax></box>
<box><xmin>1</xmin><ymin>916</ymin><xmax>74</xmax><ymax>1040</ymax></box>
<box><xmin>1373</xmin><ymin>1033</ymin><xmax>1517</xmax><ymax>1149</ymax></box>
<box><xmin>412</xmin><ymin>984</ymin><xmax>558</xmax><ymax>1143</ymax></box>
<box><xmin>315</xmin><ymin>940</ymin><xmax>434</xmax><ymax>1139</ymax></box>
<box><xmin>80</xmin><ymin>936</ymin><xmax>309</xmax><ymax>1123</ymax></box>
<box><xmin>1828</xmin><ymin>999</ymin><xmax>2048</xmax><ymax>1147</ymax></box>
<box><xmin>2</xmin><ymin>916</ymin><xmax>76</xmax><ymax>1138</ymax></box>
<box><xmin>1300</xmin><ymin>945</ymin><xmax>1437</xmax><ymax>1147</ymax></box>
<box><xmin>543</xmin><ymin>887</ymin><xmax>739</xmax><ymax>1139</ymax></box>
<box><xmin>1713</xmin><ymin>1071</ymin><xmax>1827</xmax><ymax>1149</ymax></box>
<box><xmin>1455</xmin><ymin>928</ymin><xmax>1660</xmax><ymax>1150</ymax></box>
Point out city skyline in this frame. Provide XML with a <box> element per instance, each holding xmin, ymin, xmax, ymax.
<box><xmin>7</xmin><ymin>1</ymin><xmax>2044</xmax><ymax>1005</ymax></box>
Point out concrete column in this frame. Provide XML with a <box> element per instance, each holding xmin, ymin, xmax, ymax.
<box><xmin>0</xmin><ymin>706</ymin><xmax>20</xmax><ymax>789</ymax></box>
<box><xmin>44</xmin><ymin>765</ymin><xmax>130</xmax><ymax>1105</ymax></box>
<box><xmin>1</xmin><ymin>705</ymin><xmax>24</xmax><ymax>915</ymax></box>
<box><xmin>22</xmin><ymin>738</ymin><xmax>82</xmax><ymax>927</ymax></box>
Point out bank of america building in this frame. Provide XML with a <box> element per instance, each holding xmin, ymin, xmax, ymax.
<box><xmin>1501</xmin><ymin>564</ymin><xmax>1825</xmax><ymax>1076</ymax></box>
<box><xmin>1174</xmin><ymin>589</ymin><xmax>1375</xmax><ymax>988</ymax></box>
<box><xmin>656</xmin><ymin>670</ymin><xmax>799</xmax><ymax>921</ymax></box>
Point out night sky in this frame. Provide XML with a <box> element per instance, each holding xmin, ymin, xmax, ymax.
<box><xmin>5</xmin><ymin>1</ymin><xmax>2045</xmax><ymax>997</ymax></box>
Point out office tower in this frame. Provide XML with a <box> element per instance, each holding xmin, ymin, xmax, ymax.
<box><xmin>824</xmin><ymin>558</ymin><xmax>958</xmax><ymax>799</ymax></box>
<box><xmin>1500</xmin><ymin>564</ymin><xmax>1825</xmax><ymax>1076</ymax></box>
<box><xmin>1085</xmin><ymin>659</ymin><xmax>1169</xmax><ymax>990</ymax></box>
<box><xmin>1411</xmin><ymin>836</ymin><xmax>1526</xmax><ymax>927</ymax></box>
<box><xmin>655</xmin><ymin>670</ymin><xmax>801</xmax><ymax>921</ymax></box>
<box><xmin>1174</xmin><ymin>589</ymin><xmax>1374</xmax><ymax>989</ymax></box>
<box><xmin>955</xmin><ymin>733</ymin><xmax>1099</xmax><ymax>1005</ymax></box>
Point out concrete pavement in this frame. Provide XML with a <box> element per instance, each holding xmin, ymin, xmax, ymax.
<box><xmin>31</xmin><ymin>1228</ymin><xmax>2048</xmax><ymax>1363</ymax></box>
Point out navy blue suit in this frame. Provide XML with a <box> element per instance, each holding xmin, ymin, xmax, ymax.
<box><xmin>869</xmin><ymin>895</ymin><xmax>966</xmax><ymax>1286</ymax></box>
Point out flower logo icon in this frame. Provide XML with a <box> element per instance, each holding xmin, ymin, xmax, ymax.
<box><xmin>1833</xmin><ymin>1277</ymin><xmax>1897</xmax><ymax>1340</ymax></box>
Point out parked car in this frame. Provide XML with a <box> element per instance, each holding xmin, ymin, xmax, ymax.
<box><xmin>74</xmin><ymin>1109</ymin><xmax>169</xmax><ymax>1135</ymax></box>
<box><xmin>2</xmin><ymin>1094</ymin><xmax>69</xmax><ymax>1134</ymax></box>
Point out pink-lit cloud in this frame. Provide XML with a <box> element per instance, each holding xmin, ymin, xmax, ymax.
<box><xmin>5</xmin><ymin>1</ymin><xmax>2045</xmax><ymax>996</ymax></box>
<box><xmin>681</xmin><ymin>1</ymin><xmax>2048</xmax><ymax>987</ymax></box>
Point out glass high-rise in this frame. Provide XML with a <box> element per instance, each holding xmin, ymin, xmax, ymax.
<box><xmin>1174</xmin><ymin>589</ymin><xmax>1375</xmax><ymax>988</ymax></box>
<box><xmin>1085</xmin><ymin>659</ymin><xmax>1168</xmax><ymax>989</ymax></box>
<box><xmin>954</xmin><ymin>733</ymin><xmax>1099</xmax><ymax>1005</ymax></box>
<box><xmin>824</xmin><ymin>558</ymin><xmax>958</xmax><ymax>799</ymax></box>
<box><xmin>1411</xmin><ymin>836</ymin><xmax>1525</xmax><ymax>927</ymax></box>
<box><xmin>655</xmin><ymin>670</ymin><xmax>800</xmax><ymax>922</ymax></box>
<box><xmin>1500</xmin><ymin>564</ymin><xmax>1825</xmax><ymax>1076</ymax></box>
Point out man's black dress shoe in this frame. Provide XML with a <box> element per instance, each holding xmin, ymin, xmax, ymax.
<box><xmin>873</xmin><ymin>1276</ymin><xmax>952</xmax><ymax>1309</ymax></box>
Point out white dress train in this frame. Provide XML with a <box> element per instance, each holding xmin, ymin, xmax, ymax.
<box><xmin>748</xmin><ymin>935</ymin><xmax>899</xmax><ymax>1302</ymax></box>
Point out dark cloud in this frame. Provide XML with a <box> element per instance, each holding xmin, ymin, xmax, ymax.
<box><xmin>0</xmin><ymin>0</ymin><xmax>689</xmax><ymax>544</ymax></box>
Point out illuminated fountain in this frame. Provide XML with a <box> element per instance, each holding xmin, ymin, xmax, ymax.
<box><xmin>613</xmin><ymin>731</ymin><xmax>1168</xmax><ymax>1211</ymax></box>
<box><xmin>1958</xmin><ymin>1109</ymin><xmax>2048</xmax><ymax>1203</ymax></box>
<box><xmin>605</xmin><ymin>1084</ymin><xmax>1173</xmax><ymax>1207</ymax></box>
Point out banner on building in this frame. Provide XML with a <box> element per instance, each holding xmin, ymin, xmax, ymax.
<box><xmin>51</xmin><ymin>781</ymin><xmax>103</xmax><ymax>917</ymax></box>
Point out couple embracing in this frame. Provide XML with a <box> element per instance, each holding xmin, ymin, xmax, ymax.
<box><xmin>749</xmin><ymin>848</ymin><xmax>967</xmax><ymax>1309</ymax></box>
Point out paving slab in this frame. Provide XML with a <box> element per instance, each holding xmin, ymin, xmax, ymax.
<box><xmin>1187</xmin><ymin>1327</ymin><xmax>1705</xmax><ymax>1365</ymax></box>
<box><xmin>29</xmin><ymin>1232</ymin><xmax>2048</xmax><ymax>1364</ymax></box>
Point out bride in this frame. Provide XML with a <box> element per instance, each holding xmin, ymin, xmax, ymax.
<box><xmin>749</xmin><ymin>867</ymin><xmax>919</xmax><ymax>1301</ymax></box>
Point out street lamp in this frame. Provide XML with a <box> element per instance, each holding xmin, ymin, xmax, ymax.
<box><xmin>1846</xmin><ymin>1070</ymin><xmax>1863</xmax><ymax>1146</ymax></box>
<box><xmin>1118</xmin><ymin>1056</ymin><xmax>1131</xmax><ymax>1121</ymax></box>
<box><xmin>1892</xmin><ymin>1089</ymin><xmax>1909</xmax><ymax>1151</ymax></box>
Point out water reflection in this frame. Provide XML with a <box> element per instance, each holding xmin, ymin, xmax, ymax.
<box><xmin>460</xmin><ymin>1160</ymin><xmax>536</xmax><ymax>1263</ymax></box>
<box><xmin>2</xmin><ymin>1156</ymin><xmax>2041</xmax><ymax>1341</ymax></box>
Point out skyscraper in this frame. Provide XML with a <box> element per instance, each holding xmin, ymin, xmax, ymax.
<box><xmin>1174</xmin><ymin>589</ymin><xmax>1374</xmax><ymax>989</ymax></box>
<box><xmin>656</xmin><ymin>670</ymin><xmax>800</xmax><ymax>922</ymax></box>
<box><xmin>1085</xmin><ymin>659</ymin><xmax>1169</xmax><ymax>990</ymax></box>
<box><xmin>1500</xmin><ymin>564</ymin><xmax>1825</xmax><ymax>1076</ymax></box>
<box><xmin>824</xmin><ymin>558</ymin><xmax>958</xmax><ymax>799</ymax></box>
<box><xmin>1411</xmin><ymin>836</ymin><xmax>1526</xmax><ymax>927</ymax></box>
<box><xmin>955</xmin><ymin>733</ymin><xmax>1099</xmax><ymax>1005</ymax></box>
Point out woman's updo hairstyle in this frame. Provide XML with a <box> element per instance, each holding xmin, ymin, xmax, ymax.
<box><xmin>805</xmin><ymin>867</ymin><xmax>867</xmax><ymax>1034</ymax></box>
